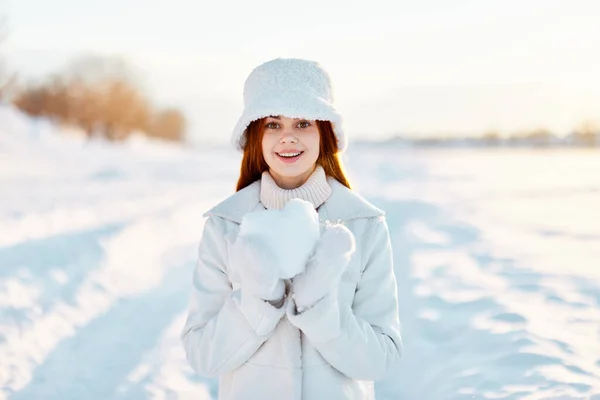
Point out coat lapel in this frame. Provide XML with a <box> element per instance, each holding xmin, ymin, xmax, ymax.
<box><xmin>319</xmin><ymin>178</ymin><xmax>384</xmax><ymax>222</ymax></box>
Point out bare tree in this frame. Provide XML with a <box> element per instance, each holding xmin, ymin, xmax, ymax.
<box><xmin>13</xmin><ymin>54</ymin><xmax>185</xmax><ymax>143</ymax></box>
<box><xmin>149</xmin><ymin>108</ymin><xmax>186</xmax><ymax>142</ymax></box>
<box><xmin>99</xmin><ymin>79</ymin><xmax>151</xmax><ymax>140</ymax></box>
<box><xmin>572</xmin><ymin>121</ymin><xmax>599</xmax><ymax>147</ymax></box>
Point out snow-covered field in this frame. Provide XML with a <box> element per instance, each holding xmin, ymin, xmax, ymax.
<box><xmin>1</xmin><ymin>107</ymin><xmax>599</xmax><ymax>399</ymax></box>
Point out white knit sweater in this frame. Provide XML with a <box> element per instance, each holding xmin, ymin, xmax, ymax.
<box><xmin>259</xmin><ymin>165</ymin><xmax>332</xmax><ymax>210</ymax></box>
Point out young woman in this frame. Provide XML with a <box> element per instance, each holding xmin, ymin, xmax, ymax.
<box><xmin>181</xmin><ymin>58</ymin><xmax>402</xmax><ymax>400</ymax></box>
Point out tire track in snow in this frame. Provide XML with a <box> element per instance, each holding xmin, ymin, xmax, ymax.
<box><xmin>10</xmin><ymin>258</ymin><xmax>195</xmax><ymax>400</ymax></box>
<box><xmin>113</xmin><ymin>314</ymin><xmax>216</xmax><ymax>400</ymax></box>
<box><xmin>0</xmin><ymin>203</ymin><xmax>206</xmax><ymax>398</ymax></box>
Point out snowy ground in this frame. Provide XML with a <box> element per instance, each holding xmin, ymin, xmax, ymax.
<box><xmin>1</xmin><ymin>107</ymin><xmax>599</xmax><ymax>399</ymax></box>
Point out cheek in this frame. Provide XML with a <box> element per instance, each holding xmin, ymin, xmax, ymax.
<box><xmin>308</xmin><ymin>132</ymin><xmax>320</xmax><ymax>152</ymax></box>
<box><xmin>303</xmin><ymin>134</ymin><xmax>320</xmax><ymax>164</ymax></box>
<box><xmin>261</xmin><ymin>139</ymin><xmax>267</xmax><ymax>156</ymax></box>
<box><xmin>261</xmin><ymin>135</ymin><xmax>274</xmax><ymax>155</ymax></box>
<box><xmin>261</xmin><ymin>135</ymin><xmax>278</xmax><ymax>168</ymax></box>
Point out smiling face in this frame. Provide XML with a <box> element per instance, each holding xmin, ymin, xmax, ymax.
<box><xmin>261</xmin><ymin>115</ymin><xmax>320</xmax><ymax>189</ymax></box>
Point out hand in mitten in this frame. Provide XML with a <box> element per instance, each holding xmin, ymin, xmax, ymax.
<box><xmin>291</xmin><ymin>223</ymin><xmax>356</xmax><ymax>312</ymax></box>
<box><xmin>228</xmin><ymin>234</ymin><xmax>285</xmax><ymax>301</ymax></box>
<box><xmin>238</xmin><ymin>198</ymin><xmax>320</xmax><ymax>279</ymax></box>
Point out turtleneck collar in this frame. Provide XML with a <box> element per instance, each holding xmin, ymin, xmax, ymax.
<box><xmin>259</xmin><ymin>165</ymin><xmax>332</xmax><ymax>210</ymax></box>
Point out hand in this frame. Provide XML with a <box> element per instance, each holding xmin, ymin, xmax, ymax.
<box><xmin>291</xmin><ymin>223</ymin><xmax>356</xmax><ymax>312</ymax></box>
<box><xmin>228</xmin><ymin>234</ymin><xmax>286</xmax><ymax>301</ymax></box>
<box><xmin>238</xmin><ymin>198</ymin><xmax>320</xmax><ymax>279</ymax></box>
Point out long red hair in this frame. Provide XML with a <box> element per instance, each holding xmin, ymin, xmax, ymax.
<box><xmin>236</xmin><ymin>118</ymin><xmax>351</xmax><ymax>191</ymax></box>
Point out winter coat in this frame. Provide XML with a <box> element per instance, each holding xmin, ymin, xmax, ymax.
<box><xmin>181</xmin><ymin>177</ymin><xmax>403</xmax><ymax>400</ymax></box>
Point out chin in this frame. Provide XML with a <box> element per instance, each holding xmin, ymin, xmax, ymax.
<box><xmin>268</xmin><ymin>159</ymin><xmax>316</xmax><ymax>177</ymax></box>
<box><xmin>272</xmin><ymin>165</ymin><xmax>310</xmax><ymax>177</ymax></box>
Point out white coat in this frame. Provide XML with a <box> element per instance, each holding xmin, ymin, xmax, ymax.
<box><xmin>181</xmin><ymin>177</ymin><xmax>402</xmax><ymax>399</ymax></box>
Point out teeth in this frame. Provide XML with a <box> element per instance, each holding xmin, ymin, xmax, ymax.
<box><xmin>278</xmin><ymin>152</ymin><xmax>302</xmax><ymax>158</ymax></box>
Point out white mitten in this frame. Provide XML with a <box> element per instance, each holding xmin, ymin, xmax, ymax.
<box><xmin>228</xmin><ymin>234</ymin><xmax>285</xmax><ymax>301</ymax></box>
<box><xmin>291</xmin><ymin>223</ymin><xmax>356</xmax><ymax>312</ymax></box>
<box><xmin>239</xmin><ymin>198</ymin><xmax>320</xmax><ymax>279</ymax></box>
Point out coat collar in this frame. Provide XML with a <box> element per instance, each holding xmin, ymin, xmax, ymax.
<box><xmin>203</xmin><ymin>177</ymin><xmax>384</xmax><ymax>224</ymax></box>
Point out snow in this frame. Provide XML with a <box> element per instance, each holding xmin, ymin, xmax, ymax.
<box><xmin>1</xmin><ymin>106</ymin><xmax>599</xmax><ymax>399</ymax></box>
<box><xmin>238</xmin><ymin>198</ymin><xmax>320</xmax><ymax>279</ymax></box>
<box><xmin>350</xmin><ymin>147</ymin><xmax>600</xmax><ymax>399</ymax></box>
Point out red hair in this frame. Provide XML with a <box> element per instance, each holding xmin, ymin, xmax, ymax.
<box><xmin>236</xmin><ymin>119</ymin><xmax>351</xmax><ymax>192</ymax></box>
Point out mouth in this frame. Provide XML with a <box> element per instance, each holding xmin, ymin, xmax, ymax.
<box><xmin>276</xmin><ymin>151</ymin><xmax>304</xmax><ymax>163</ymax></box>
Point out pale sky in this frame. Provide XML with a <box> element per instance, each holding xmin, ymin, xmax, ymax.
<box><xmin>3</xmin><ymin>0</ymin><xmax>600</xmax><ymax>144</ymax></box>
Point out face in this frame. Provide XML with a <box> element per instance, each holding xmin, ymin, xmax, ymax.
<box><xmin>261</xmin><ymin>115</ymin><xmax>320</xmax><ymax>189</ymax></box>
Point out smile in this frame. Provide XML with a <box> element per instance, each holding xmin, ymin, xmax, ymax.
<box><xmin>276</xmin><ymin>151</ymin><xmax>304</xmax><ymax>163</ymax></box>
<box><xmin>277</xmin><ymin>151</ymin><xmax>303</xmax><ymax>158</ymax></box>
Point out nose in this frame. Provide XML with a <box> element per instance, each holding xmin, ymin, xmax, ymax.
<box><xmin>279</xmin><ymin>130</ymin><xmax>298</xmax><ymax>144</ymax></box>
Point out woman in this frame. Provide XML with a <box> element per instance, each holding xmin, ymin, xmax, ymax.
<box><xmin>181</xmin><ymin>58</ymin><xmax>402</xmax><ymax>399</ymax></box>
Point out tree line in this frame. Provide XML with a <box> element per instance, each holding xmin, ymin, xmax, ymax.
<box><xmin>371</xmin><ymin>124</ymin><xmax>600</xmax><ymax>149</ymax></box>
<box><xmin>9</xmin><ymin>56</ymin><xmax>186</xmax><ymax>142</ymax></box>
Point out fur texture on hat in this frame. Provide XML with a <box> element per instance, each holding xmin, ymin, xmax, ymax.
<box><xmin>231</xmin><ymin>58</ymin><xmax>346</xmax><ymax>152</ymax></box>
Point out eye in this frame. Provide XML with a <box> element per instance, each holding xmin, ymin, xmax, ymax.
<box><xmin>297</xmin><ymin>120</ymin><xmax>311</xmax><ymax>129</ymax></box>
<box><xmin>265</xmin><ymin>122</ymin><xmax>280</xmax><ymax>129</ymax></box>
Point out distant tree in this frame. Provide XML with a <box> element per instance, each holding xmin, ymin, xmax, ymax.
<box><xmin>98</xmin><ymin>79</ymin><xmax>151</xmax><ymax>140</ymax></box>
<box><xmin>66</xmin><ymin>78</ymin><xmax>102</xmax><ymax>135</ymax></box>
<box><xmin>11</xmin><ymin>54</ymin><xmax>183</xmax><ymax>142</ymax></box>
<box><xmin>482</xmin><ymin>131</ymin><xmax>501</xmax><ymax>147</ymax></box>
<box><xmin>62</xmin><ymin>56</ymin><xmax>150</xmax><ymax>139</ymax></box>
<box><xmin>517</xmin><ymin>128</ymin><xmax>554</xmax><ymax>147</ymax></box>
<box><xmin>12</xmin><ymin>85</ymin><xmax>49</xmax><ymax>116</ymax></box>
<box><xmin>149</xmin><ymin>108</ymin><xmax>186</xmax><ymax>142</ymax></box>
<box><xmin>13</xmin><ymin>76</ymin><xmax>95</xmax><ymax>126</ymax></box>
<box><xmin>571</xmin><ymin>121</ymin><xmax>598</xmax><ymax>147</ymax></box>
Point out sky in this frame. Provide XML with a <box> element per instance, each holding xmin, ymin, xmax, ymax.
<box><xmin>3</xmin><ymin>0</ymin><xmax>600</xmax><ymax>144</ymax></box>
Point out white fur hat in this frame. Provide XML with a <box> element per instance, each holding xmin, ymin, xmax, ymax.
<box><xmin>231</xmin><ymin>58</ymin><xmax>346</xmax><ymax>152</ymax></box>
